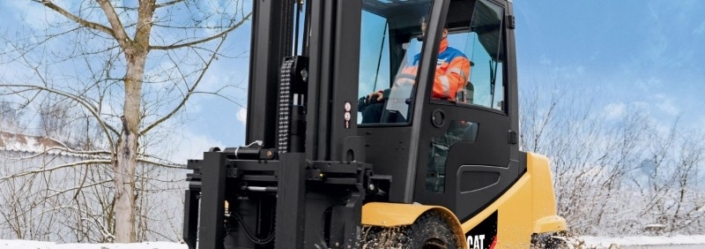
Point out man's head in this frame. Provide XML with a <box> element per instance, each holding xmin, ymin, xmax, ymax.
<box><xmin>420</xmin><ymin>17</ymin><xmax>448</xmax><ymax>39</ymax></box>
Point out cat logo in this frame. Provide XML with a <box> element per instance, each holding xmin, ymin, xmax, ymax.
<box><xmin>466</xmin><ymin>234</ymin><xmax>485</xmax><ymax>249</ymax></box>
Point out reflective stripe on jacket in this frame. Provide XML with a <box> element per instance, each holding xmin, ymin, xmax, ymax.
<box><xmin>408</xmin><ymin>38</ymin><xmax>471</xmax><ymax>100</ymax></box>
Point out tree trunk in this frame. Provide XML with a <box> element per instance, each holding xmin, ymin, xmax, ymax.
<box><xmin>115</xmin><ymin>128</ymin><xmax>137</xmax><ymax>242</ymax></box>
<box><xmin>114</xmin><ymin>51</ymin><xmax>146</xmax><ymax>243</ymax></box>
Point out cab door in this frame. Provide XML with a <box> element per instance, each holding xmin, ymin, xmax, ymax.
<box><xmin>412</xmin><ymin>0</ymin><xmax>521</xmax><ymax>222</ymax></box>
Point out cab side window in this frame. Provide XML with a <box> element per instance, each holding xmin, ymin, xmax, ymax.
<box><xmin>358</xmin><ymin>11</ymin><xmax>391</xmax><ymax>108</ymax></box>
<box><xmin>446</xmin><ymin>0</ymin><xmax>505</xmax><ymax>111</ymax></box>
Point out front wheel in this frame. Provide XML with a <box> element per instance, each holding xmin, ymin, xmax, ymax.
<box><xmin>362</xmin><ymin>210</ymin><xmax>459</xmax><ymax>249</ymax></box>
<box><xmin>531</xmin><ymin>233</ymin><xmax>574</xmax><ymax>249</ymax></box>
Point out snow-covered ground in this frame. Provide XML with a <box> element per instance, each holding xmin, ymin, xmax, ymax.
<box><xmin>0</xmin><ymin>240</ymin><xmax>187</xmax><ymax>249</ymax></box>
<box><xmin>576</xmin><ymin>235</ymin><xmax>705</xmax><ymax>248</ymax></box>
<box><xmin>2</xmin><ymin>235</ymin><xmax>705</xmax><ymax>249</ymax></box>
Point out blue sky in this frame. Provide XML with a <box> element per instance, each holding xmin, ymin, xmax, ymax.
<box><xmin>225</xmin><ymin>0</ymin><xmax>705</xmax><ymax>159</ymax></box>
<box><xmin>0</xmin><ymin>0</ymin><xmax>254</xmax><ymax>161</ymax></box>
<box><xmin>1</xmin><ymin>1</ymin><xmax>704</xmax><ymax>162</ymax></box>
<box><xmin>514</xmin><ymin>1</ymin><xmax>705</xmax><ymax>125</ymax></box>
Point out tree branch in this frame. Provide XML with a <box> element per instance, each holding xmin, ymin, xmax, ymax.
<box><xmin>0</xmin><ymin>159</ymin><xmax>112</xmax><ymax>181</ymax></box>
<box><xmin>155</xmin><ymin>0</ymin><xmax>185</xmax><ymax>9</ymax></box>
<box><xmin>31</xmin><ymin>0</ymin><xmax>115</xmax><ymax>37</ymax></box>
<box><xmin>138</xmin><ymin>152</ymin><xmax>184</xmax><ymax>167</ymax></box>
<box><xmin>96</xmin><ymin>0</ymin><xmax>132</xmax><ymax>50</ymax></box>
<box><xmin>0</xmin><ymin>84</ymin><xmax>120</xmax><ymax>138</ymax></box>
<box><xmin>81</xmin><ymin>217</ymin><xmax>115</xmax><ymax>242</ymax></box>
<box><xmin>192</xmin><ymin>84</ymin><xmax>245</xmax><ymax>107</ymax></box>
<box><xmin>136</xmin><ymin>158</ymin><xmax>184</xmax><ymax>169</ymax></box>
<box><xmin>149</xmin><ymin>12</ymin><xmax>252</xmax><ymax>51</ymax></box>
<box><xmin>134</xmin><ymin>0</ymin><xmax>157</xmax><ymax>49</ymax></box>
<box><xmin>7</xmin><ymin>146</ymin><xmax>112</xmax><ymax>161</ymax></box>
<box><xmin>139</xmin><ymin>36</ymin><xmax>228</xmax><ymax>136</ymax></box>
<box><xmin>46</xmin><ymin>180</ymin><xmax>112</xmax><ymax>199</ymax></box>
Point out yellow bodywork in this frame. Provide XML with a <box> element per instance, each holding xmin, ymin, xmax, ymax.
<box><xmin>362</xmin><ymin>203</ymin><xmax>469</xmax><ymax>248</ymax></box>
<box><xmin>361</xmin><ymin>152</ymin><xmax>566</xmax><ymax>248</ymax></box>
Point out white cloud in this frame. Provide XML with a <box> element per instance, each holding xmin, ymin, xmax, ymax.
<box><xmin>144</xmin><ymin>61</ymin><xmax>177</xmax><ymax>88</ymax></box>
<box><xmin>158</xmin><ymin>128</ymin><xmax>225</xmax><ymax>162</ymax></box>
<box><xmin>539</xmin><ymin>55</ymin><xmax>551</xmax><ymax>65</ymax></box>
<box><xmin>697</xmin><ymin>117</ymin><xmax>705</xmax><ymax>130</ymax></box>
<box><xmin>237</xmin><ymin>107</ymin><xmax>247</xmax><ymax>125</ymax></box>
<box><xmin>695</xmin><ymin>20</ymin><xmax>705</xmax><ymax>35</ymax></box>
<box><xmin>635</xmin><ymin>77</ymin><xmax>662</xmax><ymax>91</ymax></box>
<box><xmin>603</xmin><ymin>102</ymin><xmax>626</xmax><ymax>120</ymax></box>
<box><xmin>6</xmin><ymin>0</ymin><xmax>77</xmax><ymax>30</ymax></box>
<box><xmin>632</xmin><ymin>101</ymin><xmax>650</xmax><ymax>110</ymax></box>
<box><xmin>139</xmin><ymin>115</ymin><xmax>228</xmax><ymax>163</ymax></box>
<box><xmin>653</xmin><ymin>94</ymin><xmax>679</xmax><ymax>116</ymax></box>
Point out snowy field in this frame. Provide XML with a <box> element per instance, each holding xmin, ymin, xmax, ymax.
<box><xmin>2</xmin><ymin>236</ymin><xmax>705</xmax><ymax>249</ymax></box>
<box><xmin>576</xmin><ymin>235</ymin><xmax>705</xmax><ymax>248</ymax></box>
<box><xmin>0</xmin><ymin>240</ymin><xmax>187</xmax><ymax>249</ymax></box>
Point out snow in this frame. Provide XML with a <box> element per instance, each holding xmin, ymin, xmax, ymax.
<box><xmin>574</xmin><ymin>235</ymin><xmax>705</xmax><ymax>248</ymax></box>
<box><xmin>3</xmin><ymin>236</ymin><xmax>705</xmax><ymax>249</ymax></box>
<box><xmin>0</xmin><ymin>131</ymin><xmax>67</xmax><ymax>155</ymax></box>
<box><xmin>0</xmin><ymin>240</ymin><xmax>187</xmax><ymax>249</ymax></box>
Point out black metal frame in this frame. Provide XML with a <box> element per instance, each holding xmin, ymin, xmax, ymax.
<box><xmin>245</xmin><ymin>0</ymin><xmax>295</xmax><ymax>149</ymax></box>
<box><xmin>357</xmin><ymin>0</ymin><xmax>523</xmax><ymax>213</ymax></box>
<box><xmin>183</xmin><ymin>148</ymin><xmax>372</xmax><ymax>249</ymax></box>
<box><xmin>411</xmin><ymin>0</ymin><xmax>524</xmax><ymax>221</ymax></box>
<box><xmin>184</xmin><ymin>0</ymin><xmax>524</xmax><ymax>248</ymax></box>
<box><xmin>185</xmin><ymin>0</ymin><xmax>372</xmax><ymax>248</ymax></box>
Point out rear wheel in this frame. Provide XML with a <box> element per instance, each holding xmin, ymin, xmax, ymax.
<box><xmin>362</xmin><ymin>211</ymin><xmax>459</xmax><ymax>249</ymax></box>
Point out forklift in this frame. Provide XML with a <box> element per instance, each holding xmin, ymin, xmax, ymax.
<box><xmin>182</xmin><ymin>0</ymin><xmax>567</xmax><ymax>248</ymax></box>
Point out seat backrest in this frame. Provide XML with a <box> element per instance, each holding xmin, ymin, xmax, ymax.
<box><xmin>456</xmin><ymin>81</ymin><xmax>474</xmax><ymax>104</ymax></box>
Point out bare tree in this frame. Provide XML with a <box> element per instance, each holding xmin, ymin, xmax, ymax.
<box><xmin>520</xmin><ymin>73</ymin><xmax>705</xmax><ymax>236</ymax></box>
<box><xmin>0</xmin><ymin>100</ymin><xmax>26</xmax><ymax>134</ymax></box>
<box><xmin>0</xmin><ymin>0</ymin><xmax>250</xmax><ymax>242</ymax></box>
<box><xmin>635</xmin><ymin>122</ymin><xmax>705</xmax><ymax>234</ymax></box>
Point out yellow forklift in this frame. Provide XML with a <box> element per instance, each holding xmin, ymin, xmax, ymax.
<box><xmin>183</xmin><ymin>0</ymin><xmax>567</xmax><ymax>248</ymax></box>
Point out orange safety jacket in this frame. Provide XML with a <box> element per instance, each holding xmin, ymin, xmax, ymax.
<box><xmin>396</xmin><ymin>38</ymin><xmax>471</xmax><ymax>100</ymax></box>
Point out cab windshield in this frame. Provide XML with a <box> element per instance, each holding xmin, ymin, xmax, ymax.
<box><xmin>357</xmin><ymin>0</ymin><xmax>431</xmax><ymax>125</ymax></box>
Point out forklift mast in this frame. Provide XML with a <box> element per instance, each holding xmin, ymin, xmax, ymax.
<box><xmin>246</xmin><ymin>0</ymin><xmax>363</xmax><ymax>162</ymax></box>
<box><xmin>181</xmin><ymin>0</ymin><xmax>555</xmax><ymax>248</ymax></box>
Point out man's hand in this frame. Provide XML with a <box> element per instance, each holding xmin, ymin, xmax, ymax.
<box><xmin>368</xmin><ymin>90</ymin><xmax>384</xmax><ymax>102</ymax></box>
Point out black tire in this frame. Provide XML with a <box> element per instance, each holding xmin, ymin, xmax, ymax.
<box><xmin>544</xmin><ymin>237</ymin><xmax>571</xmax><ymax>249</ymax></box>
<box><xmin>531</xmin><ymin>233</ymin><xmax>573</xmax><ymax>249</ymax></box>
<box><xmin>363</xmin><ymin>211</ymin><xmax>459</xmax><ymax>249</ymax></box>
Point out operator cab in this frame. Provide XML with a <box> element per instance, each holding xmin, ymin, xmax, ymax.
<box><xmin>357</xmin><ymin>0</ymin><xmax>520</xmax><ymax>220</ymax></box>
<box><xmin>358</xmin><ymin>0</ymin><xmax>505</xmax><ymax>125</ymax></box>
